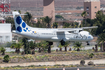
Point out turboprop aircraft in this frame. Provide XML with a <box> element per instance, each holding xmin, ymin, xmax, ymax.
<box><xmin>12</xmin><ymin>11</ymin><xmax>97</xmax><ymax>45</ymax></box>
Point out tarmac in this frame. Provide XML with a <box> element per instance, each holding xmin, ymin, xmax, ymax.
<box><xmin>0</xmin><ymin>59</ymin><xmax>105</xmax><ymax>68</ymax></box>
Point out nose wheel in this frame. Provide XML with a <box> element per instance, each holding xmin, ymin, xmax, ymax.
<box><xmin>87</xmin><ymin>41</ymin><xmax>90</xmax><ymax>45</ymax></box>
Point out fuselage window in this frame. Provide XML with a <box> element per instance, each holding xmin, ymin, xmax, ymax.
<box><xmin>79</xmin><ymin>30</ymin><xmax>83</xmax><ymax>32</ymax></box>
<box><xmin>68</xmin><ymin>31</ymin><xmax>74</xmax><ymax>33</ymax></box>
<box><xmin>57</xmin><ymin>33</ymin><xmax>64</xmax><ymax>35</ymax></box>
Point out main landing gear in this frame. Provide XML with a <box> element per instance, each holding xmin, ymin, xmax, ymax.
<box><xmin>60</xmin><ymin>40</ymin><xmax>65</xmax><ymax>45</ymax></box>
<box><xmin>47</xmin><ymin>42</ymin><xmax>53</xmax><ymax>53</ymax></box>
<box><xmin>48</xmin><ymin>42</ymin><xmax>53</xmax><ymax>45</ymax></box>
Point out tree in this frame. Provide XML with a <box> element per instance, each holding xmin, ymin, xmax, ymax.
<box><xmin>44</xmin><ymin>16</ymin><xmax>52</xmax><ymax>28</ymax></box>
<box><xmin>81</xmin><ymin>11</ymin><xmax>87</xmax><ymax>19</ymax></box>
<box><xmin>18</xmin><ymin>10</ymin><xmax>21</xmax><ymax>14</ymax></box>
<box><xmin>72</xmin><ymin>22</ymin><xmax>79</xmax><ymax>28</ymax></box>
<box><xmin>89</xmin><ymin>53</ymin><xmax>94</xmax><ymax>58</ymax></box>
<box><xmin>36</xmin><ymin>41</ymin><xmax>48</xmax><ymax>53</ymax></box>
<box><xmin>97</xmin><ymin>33</ymin><xmax>105</xmax><ymax>51</ymax></box>
<box><xmin>44</xmin><ymin>16</ymin><xmax>52</xmax><ymax>53</ymax></box>
<box><xmin>24</xmin><ymin>42</ymin><xmax>31</xmax><ymax>54</ymax></box>
<box><xmin>63</xmin><ymin>42</ymin><xmax>70</xmax><ymax>52</ymax></box>
<box><xmin>36</xmin><ymin>42</ymin><xmax>42</xmax><ymax>53</ymax></box>
<box><xmin>22</xmin><ymin>37</ymin><xmax>28</xmax><ymax>45</ymax></box>
<box><xmin>29</xmin><ymin>41</ymin><xmax>36</xmax><ymax>54</ymax></box>
<box><xmin>55</xmin><ymin>15</ymin><xmax>64</xmax><ymax>19</ymax></box>
<box><xmin>58</xmin><ymin>43</ymin><xmax>63</xmax><ymax>51</ymax></box>
<box><xmin>53</xmin><ymin>22</ymin><xmax>58</xmax><ymax>28</ymax></box>
<box><xmin>73</xmin><ymin>42</ymin><xmax>83</xmax><ymax>51</ymax></box>
<box><xmin>22</xmin><ymin>37</ymin><xmax>31</xmax><ymax>54</ymax></box>
<box><xmin>0</xmin><ymin>47</ymin><xmax>5</xmax><ymax>55</ymax></box>
<box><xmin>41</xmin><ymin>41</ymin><xmax>49</xmax><ymax>52</ymax></box>
<box><xmin>91</xmin><ymin>11</ymin><xmax>105</xmax><ymax>51</ymax></box>
<box><xmin>6</xmin><ymin>17</ymin><xmax>15</xmax><ymax>30</ymax></box>
<box><xmin>23</xmin><ymin>12</ymin><xmax>32</xmax><ymax>25</ymax></box>
<box><xmin>3</xmin><ymin>55</ymin><xmax>9</xmax><ymax>62</ymax></box>
<box><xmin>29</xmin><ymin>41</ymin><xmax>36</xmax><ymax>49</ymax></box>
<box><xmin>35</xmin><ymin>20</ymin><xmax>42</xmax><ymax>28</ymax></box>
<box><xmin>81</xmin><ymin>11</ymin><xmax>87</xmax><ymax>26</ymax></box>
<box><xmin>85</xmin><ymin>18</ymin><xmax>94</xmax><ymax>26</ymax></box>
<box><xmin>16</xmin><ymin>43</ymin><xmax>22</xmax><ymax>53</ymax></box>
<box><xmin>91</xmin><ymin>11</ymin><xmax>105</xmax><ymax>35</ymax></box>
<box><xmin>63</xmin><ymin>22</ymin><xmax>70</xmax><ymax>28</ymax></box>
<box><xmin>11</xmin><ymin>43</ymin><xmax>22</xmax><ymax>54</ymax></box>
<box><xmin>35</xmin><ymin>19</ymin><xmax>47</xmax><ymax>28</ymax></box>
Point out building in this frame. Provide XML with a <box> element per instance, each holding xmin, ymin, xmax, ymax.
<box><xmin>43</xmin><ymin>0</ymin><xmax>55</xmax><ymax>23</ymax></box>
<box><xmin>0</xmin><ymin>24</ymin><xmax>12</xmax><ymax>43</ymax></box>
<box><xmin>84</xmin><ymin>0</ymin><xmax>100</xmax><ymax>19</ymax></box>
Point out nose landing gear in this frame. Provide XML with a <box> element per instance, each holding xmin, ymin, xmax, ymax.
<box><xmin>87</xmin><ymin>41</ymin><xmax>90</xmax><ymax>45</ymax></box>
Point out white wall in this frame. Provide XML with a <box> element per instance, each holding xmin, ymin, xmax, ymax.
<box><xmin>0</xmin><ymin>23</ymin><xmax>12</xmax><ymax>43</ymax></box>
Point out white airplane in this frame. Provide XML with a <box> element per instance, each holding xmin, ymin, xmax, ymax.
<box><xmin>12</xmin><ymin>11</ymin><xmax>97</xmax><ymax>45</ymax></box>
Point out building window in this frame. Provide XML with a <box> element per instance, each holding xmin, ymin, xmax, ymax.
<box><xmin>5</xmin><ymin>36</ymin><xmax>10</xmax><ymax>42</ymax></box>
<box><xmin>95</xmin><ymin>6</ymin><xmax>97</xmax><ymax>8</ymax></box>
<box><xmin>86</xmin><ymin>7</ymin><xmax>89</xmax><ymax>10</ymax></box>
<box><xmin>0</xmin><ymin>36</ymin><xmax>3</xmax><ymax>43</ymax></box>
<box><xmin>87</xmin><ymin>12</ymin><xmax>89</xmax><ymax>16</ymax></box>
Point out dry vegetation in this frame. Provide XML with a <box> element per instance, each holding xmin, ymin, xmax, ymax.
<box><xmin>0</xmin><ymin>50</ymin><xmax>105</xmax><ymax>63</ymax></box>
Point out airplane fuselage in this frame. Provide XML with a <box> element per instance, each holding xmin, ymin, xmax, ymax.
<box><xmin>13</xmin><ymin>28</ymin><xmax>93</xmax><ymax>42</ymax></box>
<box><xmin>12</xmin><ymin>11</ymin><xmax>95</xmax><ymax>45</ymax></box>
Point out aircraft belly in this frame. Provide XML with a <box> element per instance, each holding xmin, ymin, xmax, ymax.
<box><xmin>36</xmin><ymin>34</ymin><xmax>53</xmax><ymax>41</ymax></box>
<box><xmin>51</xmin><ymin>37</ymin><xmax>61</xmax><ymax>41</ymax></box>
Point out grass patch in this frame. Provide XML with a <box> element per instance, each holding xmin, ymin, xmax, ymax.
<box><xmin>0</xmin><ymin>57</ymin><xmax>3</xmax><ymax>60</ymax></box>
<box><xmin>103</xmin><ymin>53</ymin><xmax>105</xmax><ymax>55</ymax></box>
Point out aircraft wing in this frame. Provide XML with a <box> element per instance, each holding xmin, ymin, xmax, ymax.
<box><xmin>56</xmin><ymin>30</ymin><xmax>76</xmax><ymax>32</ymax></box>
<box><xmin>55</xmin><ymin>26</ymin><xmax>98</xmax><ymax>33</ymax></box>
<box><xmin>0</xmin><ymin>13</ymin><xmax>27</xmax><ymax>17</ymax></box>
<box><xmin>82</xmin><ymin>26</ymin><xmax>98</xmax><ymax>29</ymax></box>
<box><xmin>56</xmin><ymin>28</ymin><xmax>82</xmax><ymax>32</ymax></box>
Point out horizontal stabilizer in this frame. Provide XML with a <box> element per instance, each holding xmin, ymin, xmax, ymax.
<box><xmin>0</xmin><ymin>13</ymin><xmax>26</xmax><ymax>17</ymax></box>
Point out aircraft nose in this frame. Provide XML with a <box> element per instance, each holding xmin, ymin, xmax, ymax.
<box><xmin>91</xmin><ymin>35</ymin><xmax>93</xmax><ymax>40</ymax></box>
<box><xmin>88</xmin><ymin>35</ymin><xmax>93</xmax><ymax>40</ymax></box>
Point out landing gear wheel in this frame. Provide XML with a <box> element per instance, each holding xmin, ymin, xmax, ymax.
<box><xmin>49</xmin><ymin>42</ymin><xmax>53</xmax><ymax>45</ymax></box>
<box><xmin>87</xmin><ymin>41</ymin><xmax>90</xmax><ymax>45</ymax></box>
<box><xmin>47</xmin><ymin>42</ymin><xmax>53</xmax><ymax>53</ymax></box>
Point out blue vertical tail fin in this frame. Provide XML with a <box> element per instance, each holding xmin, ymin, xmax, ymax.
<box><xmin>12</xmin><ymin>11</ymin><xmax>31</xmax><ymax>33</ymax></box>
